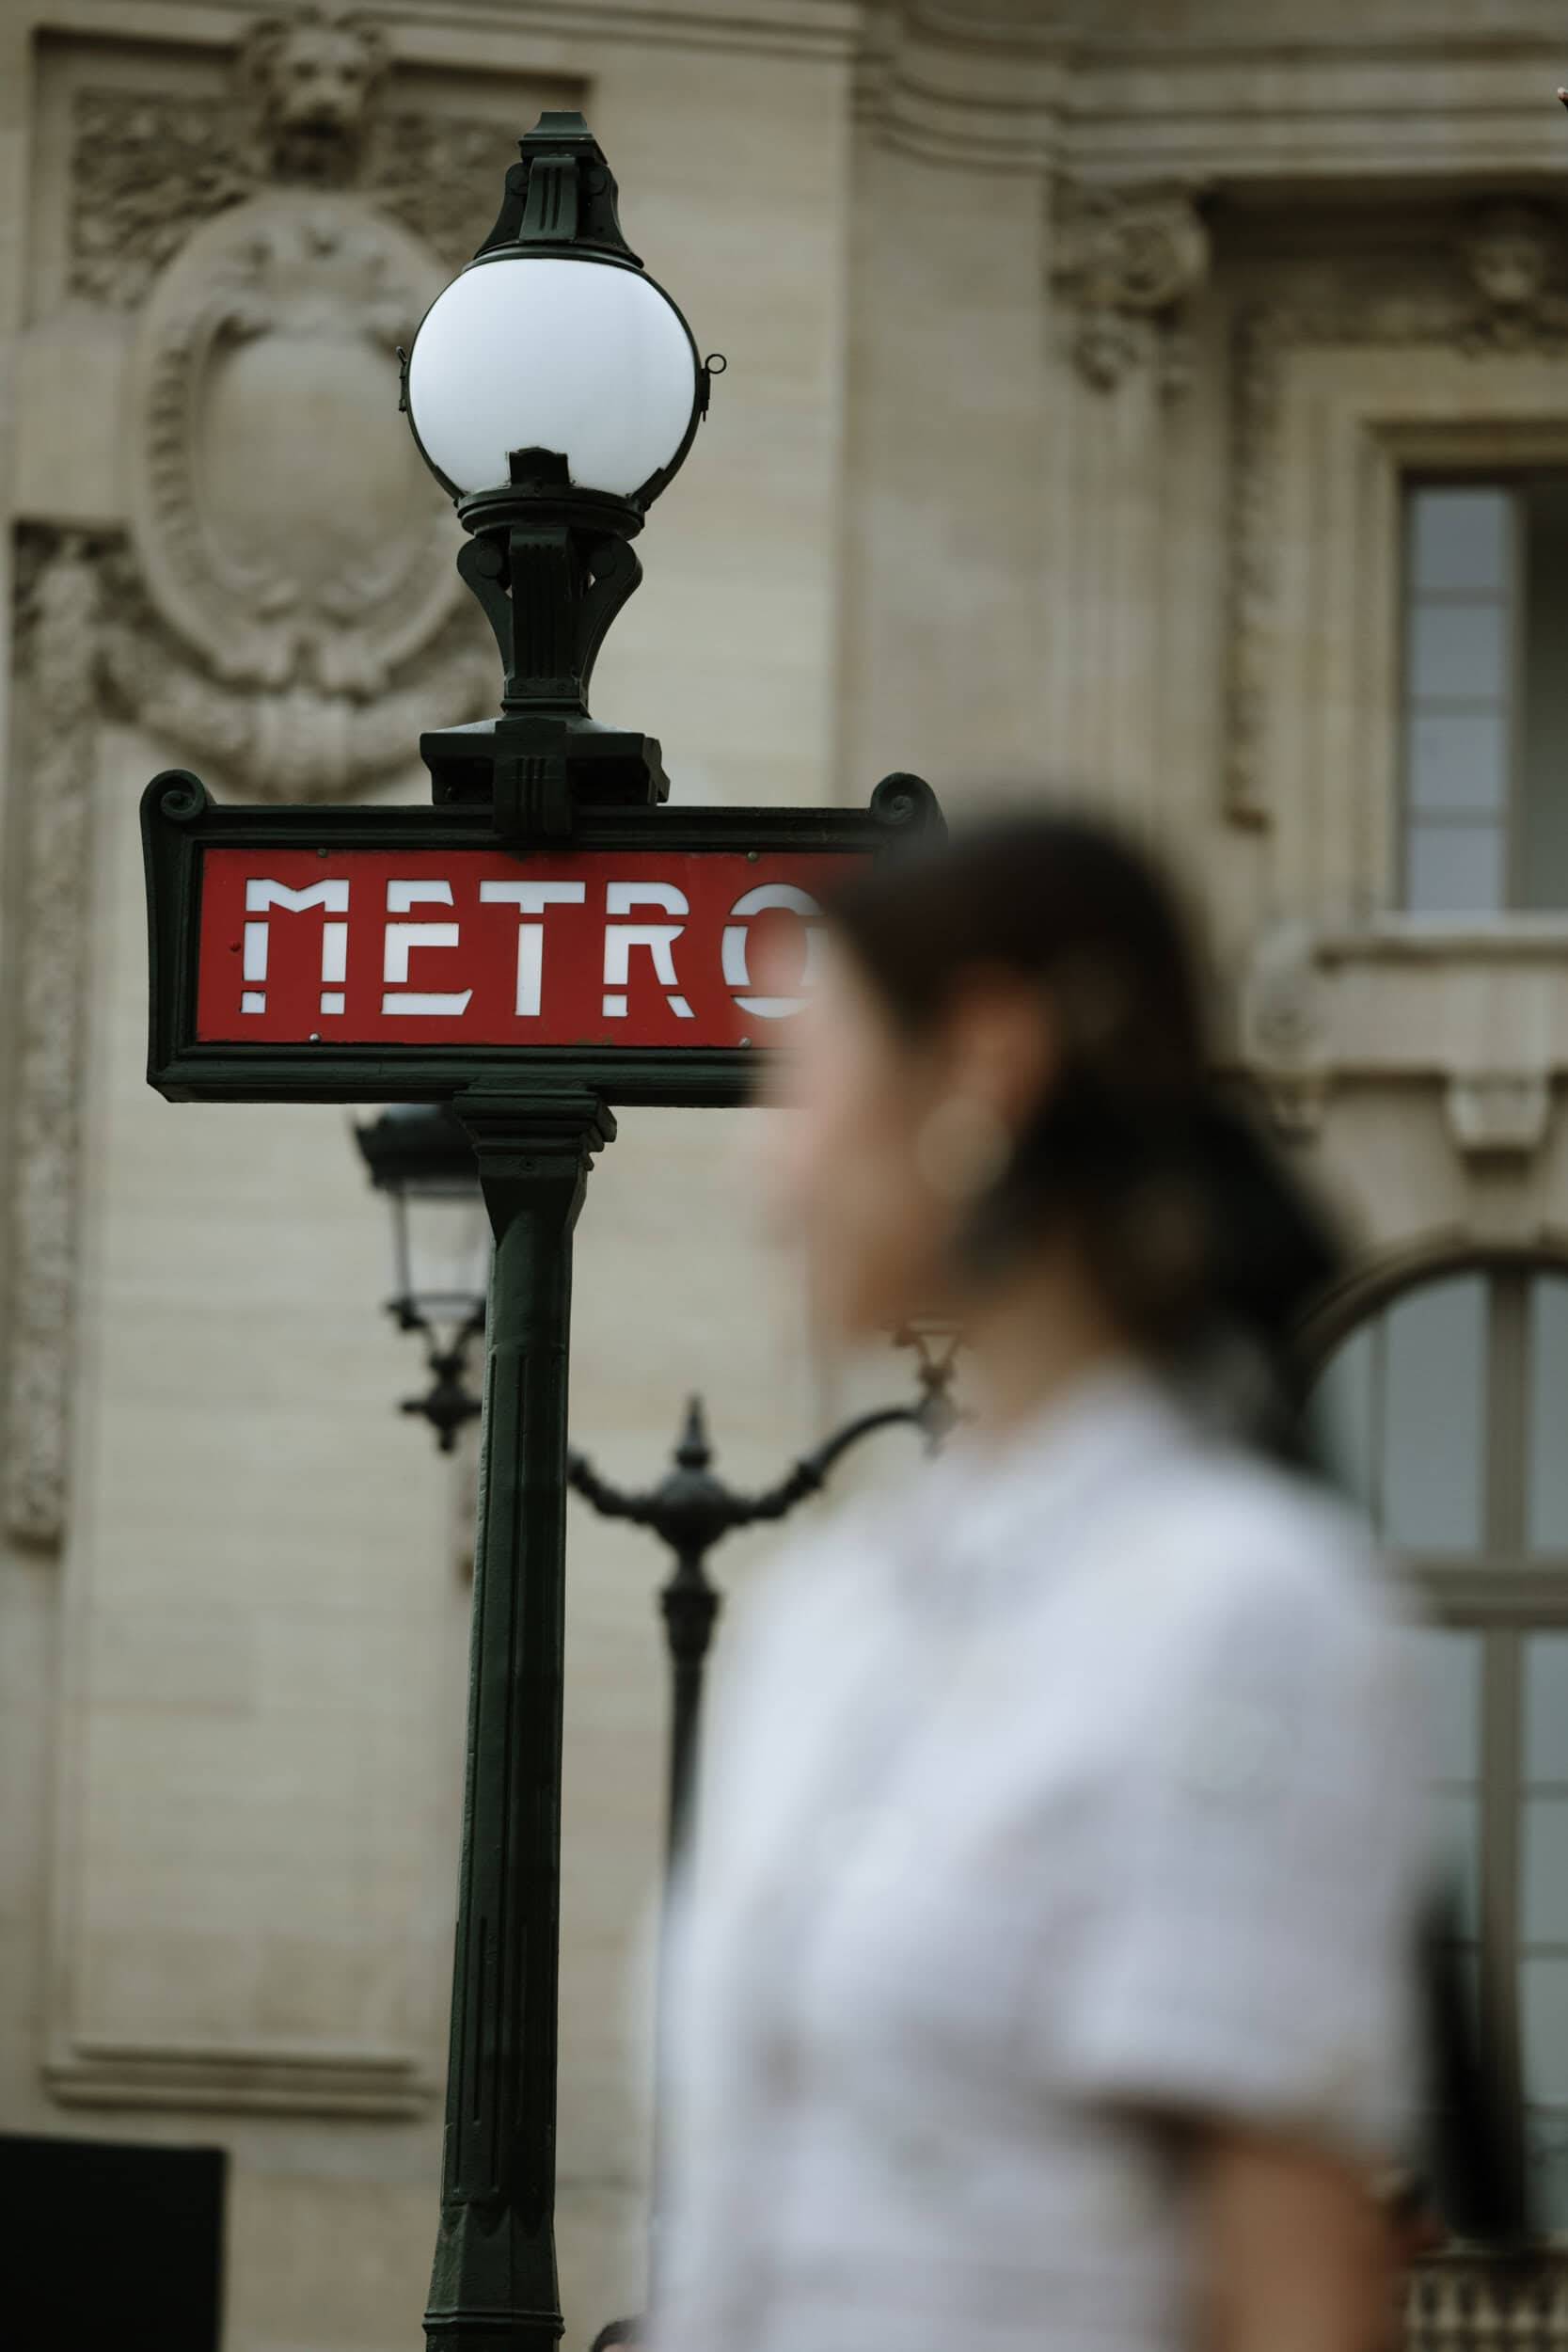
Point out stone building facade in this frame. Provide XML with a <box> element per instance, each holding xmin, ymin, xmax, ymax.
<box><xmin>2</xmin><ymin>1</ymin><xmax>1568</xmax><ymax>2346</ymax></box>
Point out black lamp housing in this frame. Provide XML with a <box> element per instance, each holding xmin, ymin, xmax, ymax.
<box><xmin>400</xmin><ymin>111</ymin><xmax>723</xmax><ymax>841</ymax></box>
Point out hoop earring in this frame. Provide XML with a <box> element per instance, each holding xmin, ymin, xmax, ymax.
<box><xmin>915</xmin><ymin>1096</ymin><xmax>1013</xmax><ymax>1205</ymax></box>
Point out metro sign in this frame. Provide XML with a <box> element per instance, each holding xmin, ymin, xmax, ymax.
<box><xmin>143</xmin><ymin>770</ymin><xmax>940</xmax><ymax>1107</ymax></box>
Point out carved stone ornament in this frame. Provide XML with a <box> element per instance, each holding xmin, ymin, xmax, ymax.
<box><xmin>1224</xmin><ymin>202</ymin><xmax>1568</xmax><ymax>830</ymax></box>
<box><xmin>1052</xmin><ymin>180</ymin><xmax>1211</xmax><ymax>396</ymax></box>
<box><xmin>1445</xmin><ymin>1073</ymin><xmax>1553</xmax><ymax>1160</ymax></box>
<box><xmin>1238</xmin><ymin>918</ymin><xmax>1332</xmax><ymax>1139</ymax></box>
<box><xmin>5</xmin><ymin>534</ymin><xmax>106</xmax><ymax>1547</ymax></box>
<box><xmin>118</xmin><ymin>191</ymin><xmax>488</xmax><ymax>798</ymax></box>
<box><xmin>1456</xmin><ymin>201</ymin><xmax>1568</xmax><ymax>355</ymax></box>
<box><xmin>69</xmin><ymin>8</ymin><xmax>531</xmax><ymax>309</ymax></box>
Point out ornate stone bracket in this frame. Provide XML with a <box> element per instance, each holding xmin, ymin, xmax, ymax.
<box><xmin>1445</xmin><ymin>1073</ymin><xmax>1553</xmax><ymax>1159</ymax></box>
<box><xmin>1052</xmin><ymin>179</ymin><xmax>1211</xmax><ymax>396</ymax></box>
<box><xmin>1224</xmin><ymin>199</ymin><xmax>1568</xmax><ymax>829</ymax></box>
<box><xmin>1236</xmin><ymin>914</ymin><xmax>1568</xmax><ymax>1167</ymax></box>
<box><xmin>1236</xmin><ymin>916</ymin><xmax>1333</xmax><ymax>1138</ymax></box>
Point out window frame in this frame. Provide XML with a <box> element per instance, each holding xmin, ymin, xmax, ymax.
<box><xmin>1398</xmin><ymin>469</ymin><xmax>1568</xmax><ymax>914</ymax></box>
<box><xmin>1304</xmin><ymin>1248</ymin><xmax>1568</xmax><ymax>2233</ymax></box>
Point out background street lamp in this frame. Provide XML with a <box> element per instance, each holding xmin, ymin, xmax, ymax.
<box><xmin>354</xmin><ymin>1105</ymin><xmax>487</xmax><ymax>1450</ymax></box>
<box><xmin>568</xmin><ymin>1337</ymin><xmax>961</xmax><ymax>1875</ymax></box>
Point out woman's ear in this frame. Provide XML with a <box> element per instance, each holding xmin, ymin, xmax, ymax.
<box><xmin>939</xmin><ymin>973</ymin><xmax>1061</xmax><ymax>1131</ymax></box>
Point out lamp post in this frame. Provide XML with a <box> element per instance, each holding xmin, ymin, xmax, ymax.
<box><xmin>139</xmin><ymin>102</ymin><xmax>942</xmax><ymax>2352</ymax></box>
<box><xmin>400</xmin><ymin>110</ymin><xmax>713</xmax><ymax>2352</ymax></box>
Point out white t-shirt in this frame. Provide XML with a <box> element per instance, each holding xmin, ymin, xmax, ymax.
<box><xmin>654</xmin><ymin>1367</ymin><xmax>1430</xmax><ymax>2352</ymax></box>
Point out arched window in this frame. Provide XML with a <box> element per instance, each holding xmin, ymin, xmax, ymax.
<box><xmin>1309</xmin><ymin>1261</ymin><xmax>1568</xmax><ymax>2225</ymax></box>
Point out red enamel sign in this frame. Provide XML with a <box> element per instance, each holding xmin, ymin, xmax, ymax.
<box><xmin>196</xmin><ymin>847</ymin><xmax>853</xmax><ymax>1049</ymax></box>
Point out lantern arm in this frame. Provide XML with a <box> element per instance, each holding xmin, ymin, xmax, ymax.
<box><xmin>739</xmin><ymin>1404</ymin><xmax>928</xmax><ymax>1524</ymax></box>
<box><xmin>564</xmin><ymin>1449</ymin><xmax>662</xmax><ymax>1529</ymax></box>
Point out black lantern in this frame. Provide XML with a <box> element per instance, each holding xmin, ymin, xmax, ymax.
<box><xmin>400</xmin><ymin>107</ymin><xmax>722</xmax><ymax>839</ymax></box>
<box><xmin>355</xmin><ymin>1104</ymin><xmax>489</xmax><ymax>1451</ymax></box>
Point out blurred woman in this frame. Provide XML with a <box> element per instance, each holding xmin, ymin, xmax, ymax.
<box><xmin>654</xmin><ymin>814</ymin><xmax>1431</xmax><ymax>2352</ymax></box>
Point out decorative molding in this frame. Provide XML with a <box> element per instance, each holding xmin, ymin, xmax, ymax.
<box><xmin>1237</xmin><ymin>917</ymin><xmax>1331</xmax><ymax>1138</ymax></box>
<box><xmin>1445</xmin><ymin>1073</ymin><xmax>1552</xmax><ymax>1161</ymax></box>
<box><xmin>100</xmin><ymin>596</ymin><xmax>493</xmax><ymax>803</ymax></box>
<box><xmin>1052</xmin><ymin>180</ymin><xmax>1211</xmax><ymax>395</ymax></box>
<box><xmin>1455</xmin><ymin>201</ymin><xmax>1568</xmax><ymax>357</ymax></box>
<box><xmin>4</xmin><ymin>534</ymin><xmax>107</xmax><ymax>1549</ymax></box>
<box><xmin>1223</xmin><ymin>201</ymin><xmax>1568</xmax><ymax>830</ymax></box>
<box><xmin>365</xmin><ymin>110</ymin><xmax>524</xmax><ymax>268</ymax></box>
<box><xmin>388</xmin><ymin>0</ymin><xmax>861</xmax><ymax>65</ymax></box>
<box><xmin>46</xmin><ymin>2039</ymin><xmax>436</xmax><ymax>2120</ymax></box>
<box><xmin>1235</xmin><ymin>915</ymin><xmax>1568</xmax><ymax>1165</ymax></box>
<box><xmin>70</xmin><ymin>85</ymin><xmax>513</xmax><ymax>304</ymax></box>
<box><xmin>851</xmin><ymin>0</ymin><xmax>1063</xmax><ymax>170</ymax></box>
<box><xmin>70</xmin><ymin>88</ymin><xmax>253</xmax><ymax>309</ymax></box>
<box><xmin>115</xmin><ymin>187</ymin><xmax>488</xmax><ymax>796</ymax></box>
<box><xmin>68</xmin><ymin>9</ymin><xmax>555</xmax><ymax>310</ymax></box>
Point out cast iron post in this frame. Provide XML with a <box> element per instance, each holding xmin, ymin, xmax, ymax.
<box><xmin>425</xmin><ymin>1082</ymin><xmax>614</xmax><ymax>2352</ymax></box>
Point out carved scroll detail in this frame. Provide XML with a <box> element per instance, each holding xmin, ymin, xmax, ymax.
<box><xmin>1052</xmin><ymin>180</ymin><xmax>1211</xmax><ymax>396</ymax></box>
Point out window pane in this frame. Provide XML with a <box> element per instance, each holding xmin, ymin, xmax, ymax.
<box><xmin>1526</xmin><ymin>1633</ymin><xmax>1568</xmax><ymax>1783</ymax></box>
<box><xmin>1406</xmin><ymin>598</ymin><xmax>1510</xmax><ymax>702</ymax></box>
<box><xmin>1522</xmin><ymin>1956</ymin><xmax>1568</xmax><ymax>2101</ymax></box>
<box><xmin>1528</xmin><ymin>2108</ymin><xmax>1568</xmax><ymax>2232</ymax></box>
<box><xmin>1307</xmin><ymin>1323</ymin><xmax>1376</xmax><ymax>1513</ymax></box>
<box><xmin>1518</xmin><ymin>479</ymin><xmax>1568</xmax><ymax>911</ymax></box>
<box><xmin>1410</xmin><ymin>487</ymin><xmax>1512</xmax><ymax>594</ymax></box>
<box><xmin>1528</xmin><ymin>1277</ymin><xmax>1568</xmax><ymax>1555</ymax></box>
<box><xmin>1523</xmin><ymin>1796</ymin><xmax>1568</xmax><ymax>1942</ymax></box>
<box><xmin>1381</xmin><ymin>1276</ymin><xmax>1487</xmax><ymax>1553</ymax></box>
<box><xmin>1418</xmin><ymin>1628</ymin><xmax>1483</xmax><ymax>1783</ymax></box>
<box><xmin>1405</xmin><ymin>819</ymin><xmax>1507</xmax><ymax>914</ymax></box>
<box><xmin>1406</xmin><ymin>710</ymin><xmax>1509</xmax><ymax>816</ymax></box>
<box><xmin>1432</xmin><ymin>1790</ymin><xmax>1482</xmax><ymax>1937</ymax></box>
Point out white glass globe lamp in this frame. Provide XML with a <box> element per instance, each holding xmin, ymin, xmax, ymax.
<box><xmin>404</xmin><ymin>110</ymin><xmax>710</xmax><ymax>516</ymax></box>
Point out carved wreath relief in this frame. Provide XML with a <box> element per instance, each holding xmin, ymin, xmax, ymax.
<box><xmin>120</xmin><ymin>192</ymin><xmax>481</xmax><ymax>798</ymax></box>
<box><xmin>70</xmin><ymin>3</ymin><xmax>499</xmax><ymax>802</ymax></box>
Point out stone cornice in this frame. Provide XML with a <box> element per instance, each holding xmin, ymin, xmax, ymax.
<box><xmin>1063</xmin><ymin>39</ymin><xmax>1568</xmax><ymax>183</ymax></box>
<box><xmin>24</xmin><ymin>5</ymin><xmax>1568</xmax><ymax>176</ymax></box>
<box><xmin>860</xmin><ymin>6</ymin><xmax>1568</xmax><ymax>179</ymax></box>
<box><xmin>22</xmin><ymin>0</ymin><xmax>864</xmax><ymax>66</ymax></box>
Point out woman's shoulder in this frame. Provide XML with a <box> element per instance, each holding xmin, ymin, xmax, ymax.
<box><xmin>1109</xmin><ymin>1433</ymin><xmax>1415</xmax><ymax>1709</ymax></box>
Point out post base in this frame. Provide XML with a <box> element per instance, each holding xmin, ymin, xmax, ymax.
<box><xmin>424</xmin><ymin>2310</ymin><xmax>564</xmax><ymax>2352</ymax></box>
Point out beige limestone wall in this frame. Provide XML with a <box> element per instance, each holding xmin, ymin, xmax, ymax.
<box><xmin>6</xmin><ymin>4</ymin><xmax>1568</xmax><ymax>2350</ymax></box>
<box><xmin>0</xmin><ymin>5</ymin><xmax>861</xmax><ymax>2348</ymax></box>
<box><xmin>837</xmin><ymin>135</ymin><xmax>1053</xmax><ymax>806</ymax></box>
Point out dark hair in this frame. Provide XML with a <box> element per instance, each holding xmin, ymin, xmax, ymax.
<box><xmin>829</xmin><ymin>812</ymin><xmax>1341</xmax><ymax>1426</ymax></box>
<box><xmin>589</xmin><ymin>2322</ymin><xmax>641</xmax><ymax>2352</ymax></box>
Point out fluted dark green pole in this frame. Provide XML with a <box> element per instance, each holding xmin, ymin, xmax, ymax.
<box><xmin>425</xmin><ymin>1082</ymin><xmax>615</xmax><ymax>2352</ymax></box>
